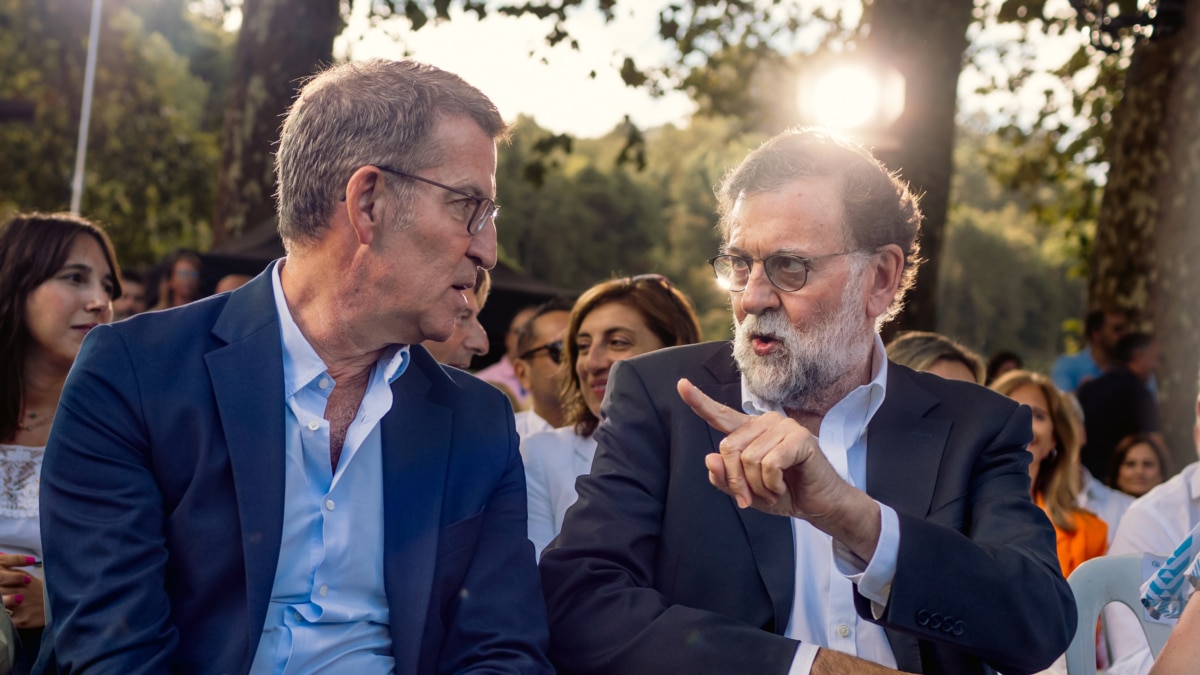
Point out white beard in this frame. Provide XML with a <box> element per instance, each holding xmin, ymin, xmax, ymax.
<box><xmin>733</xmin><ymin>273</ymin><xmax>874</xmax><ymax>412</ymax></box>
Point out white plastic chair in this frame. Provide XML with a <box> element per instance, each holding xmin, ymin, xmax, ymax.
<box><xmin>1065</xmin><ymin>553</ymin><xmax>1174</xmax><ymax>675</ymax></box>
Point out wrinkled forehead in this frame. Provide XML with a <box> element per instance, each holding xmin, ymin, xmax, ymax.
<box><xmin>726</xmin><ymin>177</ymin><xmax>847</xmax><ymax>250</ymax></box>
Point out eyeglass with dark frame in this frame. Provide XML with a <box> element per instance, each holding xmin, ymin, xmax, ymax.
<box><xmin>707</xmin><ymin>251</ymin><xmax>858</xmax><ymax>293</ymax></box>
<box><xmin>343</xmin><ymin>165</ymin><xmax>499</xmax><ymax>235</ymax></box>
<box><xmin>519</xmin><ymin>339</ymin><xmax>564</xmax><ymax>365</ymax></box>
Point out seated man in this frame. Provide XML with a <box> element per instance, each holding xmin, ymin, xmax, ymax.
<box><xmin>512</xmin><ymin>297</ymin><xmax>573</xmax><ymax>437</ymax></box>
<box><xmin>1077</xmin><ymin>331</ymin><xmax>1162</xmax><ymax>479</ymax></box>
<box><xmin>38</xmin><ymin>59</ymin><xmax>550</xmax><ymax>673</ymax></box>
<box><xmin>1052</xmin><ymin>308</ymin><xmax>1127</xmax><ymax>393</ymax></box>
<box><xmin>540</xmin><ymin>129</ymin><xmax>1074</xmax><ymax>674</ymax></box>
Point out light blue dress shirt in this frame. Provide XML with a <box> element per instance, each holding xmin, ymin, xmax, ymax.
<box><xmin>248</xmin><ymin>264</ymin><xmax>410</xmax><ymax>674</ymax></box>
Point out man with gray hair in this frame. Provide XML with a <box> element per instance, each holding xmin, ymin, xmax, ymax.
<box><xmin>540</xmin><ymin>129</ymin><xmax>1073</xmax><ymax>674</ymax></box>
<box><xmin>38</xmin><ymin>60</ymin><xmax>551</xmax><ymax>673</ymax></box>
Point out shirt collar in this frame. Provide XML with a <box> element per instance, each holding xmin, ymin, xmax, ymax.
<box><xmin>741</xmin><ymin>332</ymin><xmax>889</xmax><ymax>430</ymax></box>
<box><xmin>271</xmin><ymin>261</ymin><xmax>409</xmax><ymax>398</ymax></box>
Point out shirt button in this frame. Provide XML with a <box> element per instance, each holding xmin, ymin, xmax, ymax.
<box><xmin>837</xmin><ymin>624</ymin><xmax>850</xmax><ymax>638</ymax></box>
<box><xmin>318</xmin><ymin>377</ymin><xmax>330</xmax><ymax>390</ymax></box>
<box><xmin>307</xmin><ymin>420</ymin><xmax>320</xmax><ymax>431</ymax></box>
<box><xmin>319</xmin><ymin>585</ymin><xmax>328</xmax><ymax>597</ymax></box>
<box><xmin>325</xmin><ymin>499</ymin><xmax>335</xmax><ymax>511</ymax></box>
<box><xmin>294</xmin><ymin>611</ymin><xmax>303</xmax><ymax>621</ymax></box>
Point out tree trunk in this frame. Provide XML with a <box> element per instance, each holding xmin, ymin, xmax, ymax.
<box><xmin>212</xmin><ymin>0</ymin><xmax>341</xmax><ymax>246</ymax></box>
<box><xmin>865</xmin><ymin>0</ymin><xmax>974</xmax><ymax>338</ymax></box>
<box><xmin>1090</xmin><ymin>0</ymin><xmax>1200</xmax><ymax>472</ymax></box>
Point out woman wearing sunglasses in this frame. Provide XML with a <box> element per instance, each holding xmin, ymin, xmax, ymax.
<box><xmin>522</xmin><ymin>275</ymin><xmax>702</xmax><ymax>559</ymax></box>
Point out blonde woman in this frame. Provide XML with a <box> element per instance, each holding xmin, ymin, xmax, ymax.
<box><xmin>991</xmin><ymin>370</ymin><xmax>1106</xmax><ymax>577</ymax></box>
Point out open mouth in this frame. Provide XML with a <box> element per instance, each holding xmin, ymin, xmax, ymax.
<box><xmin>750</xmin><ymin>332</ymin><xmax>779</xmax><ymax>356</ymax></box>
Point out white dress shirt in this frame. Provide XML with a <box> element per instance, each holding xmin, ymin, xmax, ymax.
<box><xmin>741</xmin><ymin>334</ymin><xmax>900</xmax><ymax>675</ymax></box>
<box><xmin>249</xmin><ymin>263</ymin><xmax>410</xmax><ymax>674</ymax></box>
<box><xmin>521</xmin><ymin>426</ymin><xmax>597</xmax><ymax>560</ymax></box>
<box><xmin>1105</xmin><ymin>461</ymin><xmax>1200</xmax><ymax>675</ymax></box>
<box><xmin>514</xmin><ymin>409</ymin><xmax>553</xmax><ymax>439</ymax></box>
<box><xmin>1078</xmin><ymin>468</ymin><xmax>1134</xmax><ymax>547</ymax></box>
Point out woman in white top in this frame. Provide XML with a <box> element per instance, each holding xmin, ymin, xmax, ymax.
<box><xmin>523</xmin><ymin>275</ymin><xmax>701</xmax><ymax>558</ymax></box>
<box><xmin>0</xmin><ymin>213</ymin><xmax>120</xmax><ymax>671</ymax></box>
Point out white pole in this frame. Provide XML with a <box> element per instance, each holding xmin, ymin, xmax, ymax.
<box><xmin>70</xmin><ymin>0</ymin><xmax>103</xmax><ymax>215</ymax></box>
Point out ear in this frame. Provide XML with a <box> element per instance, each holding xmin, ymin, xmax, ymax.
<box><xmin>513</xmin><ymin>358</ymin><xmax>533</xmax><ymax>391</ymax></box>
<box><xmin>863</xmin><ymin>244</ymin><xmax>904</xmax><ymax>319</ymax></box>
<box><xmin>342</xmin><ymin>165</ymin><xmax>387</xmax><ymax>247</ymax></box>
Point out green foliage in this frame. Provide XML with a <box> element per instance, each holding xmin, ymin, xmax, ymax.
<box><xmin>970</xmin><ymin>0</ymin><xmax>1125</xmax><ymax>278</ymax></box>
<box><xmin>496</xmin><ymin>114</ymin><xmax>763</xmax><ymax>342</ymax></box>
<box><xmin>938</xmin><ymin>124</ymin><xmax>1086</xmax><ymax>372</ymax></box>
<box><xmin>0</xmin><ymin>0</ymin><xmax>224</xmax><ymax>267</ymax></box>
<box><xmin>496</xmin><ymin>116</ymin><xmax>667</xmax><ymax>294</ymax></box>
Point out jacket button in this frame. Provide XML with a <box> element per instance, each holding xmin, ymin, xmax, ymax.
<box><xmin>917</xmin><ymin>610</ymin><xmax>930</xmax><ymax>626</ymax></box>
<box><xmin>952</xmin><ymin>621</ymin><xmax>965</xmax><ymax>636</ymax></box>
<box><xmin>929</xmin><ymin>613</ymin><xmax>943</xmax><ymax>629</ymax></box>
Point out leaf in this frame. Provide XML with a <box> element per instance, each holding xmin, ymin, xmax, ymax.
<box><xmin>619</xmin><ymin>56</ymin><xmax>648</xmax><ymax>87</ymax></box>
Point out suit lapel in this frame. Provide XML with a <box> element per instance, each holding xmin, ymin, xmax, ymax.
<box><xmin>866</xmin><ymin>363</ymin><xmax>952</xmax><ymax>671</ymax></box>
<box><xmin>700</xmin><ymin>345</ymin><xmax>794</xmax><ymax>635</ymax></box>
<box><xmin>204</xmin><ymin>268</ymin><xmax>287</xmax><ymax>656</ymax></box>
<box><xmin>380</xmin><ymin>353</ymin><xmax>451</xmax><ymax>673</ymax></box>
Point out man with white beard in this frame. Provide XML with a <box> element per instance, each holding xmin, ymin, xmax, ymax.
<box><xmin>539</xmin><ymin>129</ymin><xmax>1074</xmax><ymax>675</ymax></box>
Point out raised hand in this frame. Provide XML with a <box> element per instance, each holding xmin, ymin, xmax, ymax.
<box><xmin>677</xmin><ymin>378</ymin><xmax>881</xmax><ymax>560</ymax></box>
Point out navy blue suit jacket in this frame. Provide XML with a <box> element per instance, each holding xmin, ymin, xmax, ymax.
<box><xmin>37</xmin><ymin>268</ymin><xmax>551</xmax><ymax>674</ymax></box>
<box><xmin>540</xmin><ymin>341</ymin><xmax>1075</xmax><ymax>675</ymax></box>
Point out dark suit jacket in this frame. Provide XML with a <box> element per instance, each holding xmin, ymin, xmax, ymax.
<box><xmin>539</xmin><ymin>341</ymin><xmax>1075</xmax><ymax>675</ymax></box>
<box><xmin>37</xmin><ymin>268</ymin><xmax>551</xmax><ymax>674</ymax></box>
<box><xmin>1077</xmin><ymin>366</ymin><xmax>1160</xmax><ymax>478</ymax></box>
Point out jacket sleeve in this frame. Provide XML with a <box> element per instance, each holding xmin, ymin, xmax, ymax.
<box><xmin>434</xmin><ymin>388</ymin><xmax>553</xmax><ymax>674</ymax></box>
<box><xmin>39</xmin><ymin>326</ymin><xmax>178</xmax><ymax>674</ymax></box>
<box><xmin>539</xmin><ymin>359</ymin><xmax>800</xmax><ymax>675</ymax></box>
<box><xmin>860</xmin><ymin>403</ymin><xmax>1077</xmax><ymax>674</ymax></box>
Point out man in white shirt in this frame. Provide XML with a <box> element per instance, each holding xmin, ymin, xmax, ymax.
<box><xmin>1105</xmin><ymin>367</ymin><xmax>1200</xmax><ymax>675</ymax></box>
<box><xmin>540</xmin><ymin>129</ymin><xmax>1073</xmax><ymax>674</ymax></box>
<box><xmin>39</xmin><ymin>59</ymin><xmax>550</xmax><ymax>674</ymax></box>
<box><xmin>513</xmin><ymin>298</ymin><xmax>572</xmax><ymax>438</ymax></box>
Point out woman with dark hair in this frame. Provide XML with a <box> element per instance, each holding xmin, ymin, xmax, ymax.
<box><xmin>523</xmin><ymin>274</ymin><xmax>702</xmax><ymax>558</ymax></box>
<box><xmin>0</xmin><ymin>212</ymin><xmax>121</xmax><ymax>671</ymax></box>
<box><xmin>152</xmin><ymin>248</ymin><xmax>202</xmax><ymax>310</ymax></box>
<box><xmin>990</xmin><ymin>370</ymin><xmax>1107</xmax><ymax>577</ymax></box>
<box><xmin>1108</xmin><ymin>432</ymin><xmax>1170</xmax><ymax>497</ymax></box>
<box><xmin>985</xmin><ymin>349</ymin><xmax>1023</xmax><ymax>385</ymax></box>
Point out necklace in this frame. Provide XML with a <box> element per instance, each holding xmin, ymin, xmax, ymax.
<box><xmin>17</xmin><ymin>410</ymin><xmax>54</xmax><ymax>433</ymax></box>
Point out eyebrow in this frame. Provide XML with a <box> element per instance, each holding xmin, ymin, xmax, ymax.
<box><xmin>724</xmin><ymin>245</ymin><xmax>808</xmax><ymax>257</ymax></box>
<box><xmin>61</xmin><ymin>262</ymin><xmax>115</xmax><ymax>284</ymax></box>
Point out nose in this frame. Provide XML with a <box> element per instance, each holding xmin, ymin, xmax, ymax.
<box><xmin>580</xmin><ymin>343</ymin><xmax>611</xmax><ymax>376</ymax></box>
<box><xmin>465</xmin><ymin>318</ymin><xmax>489</xmax><ymax>357</ymax></box>
<box><xmin>737</xmin><ymin>262</ymin><xmax>781</xmax><ymax>316</ymax></box>
<box><xmin>468</xmin><ymin>216</ymin><xmax>498</xmax><ymax>270</ymax></box>
<box><xmin>86</xmin><ymin>284</ymin><xmax>113</xmax><ymax>320</ymax></box>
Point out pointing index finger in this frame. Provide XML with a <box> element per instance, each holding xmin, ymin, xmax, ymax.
<box><xmin>677</xmin><ymin>378</ymin><xmax>750</xmax><ymax>434</ymax></box>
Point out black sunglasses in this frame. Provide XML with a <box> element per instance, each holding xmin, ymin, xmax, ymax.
<box><xmin>519</xmin><ymin>339</ymin><xmax>564</xmax><ymax>365</ymax></box>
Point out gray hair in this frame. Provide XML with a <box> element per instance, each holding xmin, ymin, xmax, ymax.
<box><xmin>274</xmin><ymin>59</ymin><xmax>507</xmax><ymax>248</ymax></box>
<box><xmin>716</xmin><ymin>128</ymin><xmax>923</xmax><ymax>325</ymax></box>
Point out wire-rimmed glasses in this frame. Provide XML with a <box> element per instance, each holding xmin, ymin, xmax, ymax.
<box><xmin>376</xmin><ymin>165</ymin><xmax>498</xmax><ymax>235</ymax></box>
<box><xmin>707</xmin><ymin>251</ymin><xmax>858</xmax><ymax>292</ymax></box>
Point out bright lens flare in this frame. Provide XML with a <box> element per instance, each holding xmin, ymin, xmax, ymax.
<box><xmin>808</xmin><ymin>66</ymin><xmax>882</xmax><ymax>129</ymax></box>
